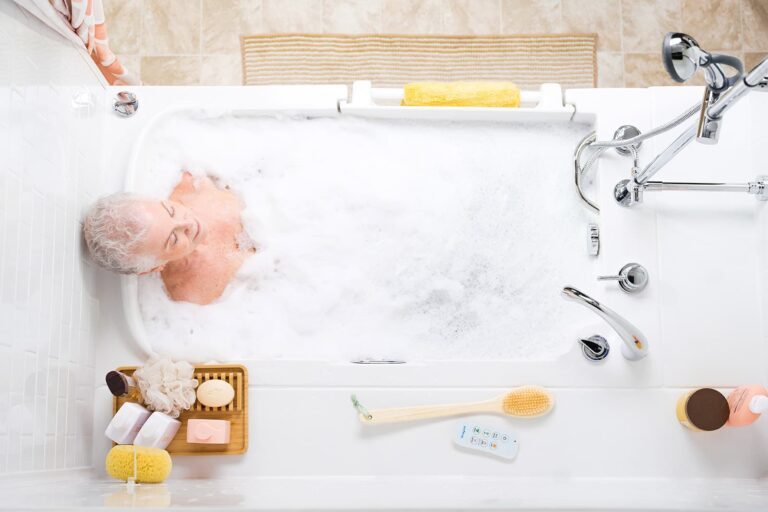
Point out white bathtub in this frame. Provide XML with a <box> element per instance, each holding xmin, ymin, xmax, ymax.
<box><xmin>77</xmin><ymin>84</ymin><xmax>768</xmax><ymax>511</ymax></box>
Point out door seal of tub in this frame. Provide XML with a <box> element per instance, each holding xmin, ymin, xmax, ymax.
<box><xmin>351</xmin><ymin>359</ymin><xmax>406</xmax><ymax>364</ymax></box>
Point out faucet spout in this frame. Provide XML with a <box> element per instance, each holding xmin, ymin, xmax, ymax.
<box><xmin>561</xmin><ymin>286</ymin><xmax>649</xmax><ymax>361</ymax></box>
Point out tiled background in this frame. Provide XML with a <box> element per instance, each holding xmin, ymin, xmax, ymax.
<box><xmin>0</xmin><ymin>3</ymin><xmax>104</xmax><ymax>474</ymax></box>
<box><xmin>104</xmin><ymin>0</ymin><xmax>768</xmax><ymax>87</ymax></box>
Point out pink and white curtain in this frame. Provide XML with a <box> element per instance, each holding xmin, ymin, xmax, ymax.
<box><xmin>14</xmin><ymin>0</ymin><xmax>140</xmax><ymax>85</ymax></box>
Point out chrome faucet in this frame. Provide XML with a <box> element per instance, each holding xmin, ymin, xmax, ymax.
<box><xmin>561</xmin><ymin>287</ymin><xmax>649</xmax><ymax>361</ymax></box>
<box><xmin>576</xmin><ymin>32</ymin><xmax>768</xmax><ymax>210</ymax></box>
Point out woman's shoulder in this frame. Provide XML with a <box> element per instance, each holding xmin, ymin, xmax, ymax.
<box><xmin>160</xmin><ymin>247</ymin><xmax>241</xmax><ymax>305</ymax></box>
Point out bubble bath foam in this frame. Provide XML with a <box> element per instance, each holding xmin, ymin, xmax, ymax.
<box><xmin>135</xmin><ymin>114</ymin><xmax>593</xmax><ymax>362</ymax></box>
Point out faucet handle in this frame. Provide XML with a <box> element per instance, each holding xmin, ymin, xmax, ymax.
<box><xmin>598</xmin><ymin>263</ymin><xmax>648</xmax><ymax>293</ymax></box>
<box><xmin>579</xmin><ymin>335</ymin><xmax>610</xmax><ymax>361</ymax></box>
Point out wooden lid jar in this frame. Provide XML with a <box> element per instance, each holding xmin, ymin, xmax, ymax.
<box><xmin>676</xmin><ymin>388</ymin><xmax>730</xmax><ymax>431</ymax></box>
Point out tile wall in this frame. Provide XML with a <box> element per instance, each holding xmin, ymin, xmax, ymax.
<box><xmin>0</xmin><ymin>3</ymin><xmax>105</xmax><ymax>474</ymax></box>
<box><xmin>104</xmin><ymin>0</ymin><xmax>768</xmax><ymax>87</ymax></box>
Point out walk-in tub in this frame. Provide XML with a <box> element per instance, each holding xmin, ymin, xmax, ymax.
<box><xmin>4</xmin><ymin>46</ymin><xmax>768</xmax><ymax>511</ymax></box>
<box><xmin>75</xmin><ymin>85</ymin><xmax>768</xmax><ymax>510</ymax></box>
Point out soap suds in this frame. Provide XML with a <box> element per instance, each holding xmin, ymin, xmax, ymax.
<box><xmin>135</xmin><ymin>113</ymin><xmax>596</xmax><ymax>362</ymax></box>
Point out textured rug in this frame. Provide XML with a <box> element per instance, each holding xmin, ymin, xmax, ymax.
<box><xmin>241</xmin><ymin>33</ymin><xmax>597</xmax><ymax>88</ymax></box>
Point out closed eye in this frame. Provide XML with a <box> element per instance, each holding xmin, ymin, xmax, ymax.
<box><xmin>162</xmin><ymin>202</ymin><xmax>175</xmax><ymax>217</ymax></box>
<box><xmin>168</xmin><ymin>232</ymin><xmax>179</xmax><ymax>247</ymax></box>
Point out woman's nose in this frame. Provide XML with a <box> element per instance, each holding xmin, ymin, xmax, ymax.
<box><xmin>177</xmin><ymin>219</ymin><xmax>195</xmax><ymax>233</ymax></box>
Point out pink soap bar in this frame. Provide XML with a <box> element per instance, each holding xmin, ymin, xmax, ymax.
<box><xmin>186</xmin><ymin>419</ymin><xmax>231</xmax><ymax>444</ymax></box>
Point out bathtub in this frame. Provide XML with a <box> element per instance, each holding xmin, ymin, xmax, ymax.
<box><xmin>79</xmin><ymin>84</ymin><xmax>768</xmax><ymax>511</ymax></box>
<box><xmin>116</xmin><ymin>84</ymin><xmax>661</xmax><ymax>389</ymax></box>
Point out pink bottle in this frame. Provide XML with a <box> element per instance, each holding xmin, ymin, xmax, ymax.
<box><xmin>726</xmin><ymin>385</ymin><xmax>768</xmax><ymax>427</ymax></box>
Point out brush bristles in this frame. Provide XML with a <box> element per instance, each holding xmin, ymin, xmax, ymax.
<box><xmin>502</xmin><ymin>385</ymin><xmax>553</xmax><ymax>417</ymax></box>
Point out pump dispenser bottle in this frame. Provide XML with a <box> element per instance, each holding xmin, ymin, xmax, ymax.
<box><xmin>726</xmin><ymin>385</ymin><xmax>768</xmax><ymax>427</ymax></box>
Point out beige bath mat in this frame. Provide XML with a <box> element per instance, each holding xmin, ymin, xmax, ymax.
<box><xmin>241</xmin><ymin>33</ymin><xmax>597</xmax><ymax>89</ymax></box>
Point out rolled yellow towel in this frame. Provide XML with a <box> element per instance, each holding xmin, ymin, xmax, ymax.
<box><xmin>402</xmin><ymin>81</ymin><xmax>520</xmax><ymax>108</ymax></box>
<box><xmin>106</xmin><ymin>445</ymin><xmax>172</xmax><ymax>484</ymax></box>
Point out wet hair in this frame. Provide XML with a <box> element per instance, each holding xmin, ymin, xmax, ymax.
<box><xmin>82</xmin><ymin>193</ymin><xmax>158</xmax><ymax>274</ymax></box>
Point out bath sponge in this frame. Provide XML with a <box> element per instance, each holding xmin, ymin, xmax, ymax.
<box><xmin>106</xmin><ymin>445</ymin><xmax>172</xmax><ymax>483</ymax></box>
<box><xmin>402</xmin><ymin>81</ymin><xmax>521</xmax><ymax>108</ymax></box>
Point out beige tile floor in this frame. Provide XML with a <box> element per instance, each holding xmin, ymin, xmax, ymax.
<box><xmin>105</xmin><ymin>0</ymin><xmax>768</xmax><ymax>87</ymax></box>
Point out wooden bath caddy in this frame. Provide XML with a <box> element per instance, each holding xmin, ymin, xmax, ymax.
<box><xmin>113</xmin><ymin>364</ymin><xmax>248</xmax><ymax>456</ymax></box>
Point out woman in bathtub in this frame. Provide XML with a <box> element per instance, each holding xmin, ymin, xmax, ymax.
<box><xmin>83</xmin><ymin>172</ymin><xmax>254</xmax><ymax>305</ymax></box>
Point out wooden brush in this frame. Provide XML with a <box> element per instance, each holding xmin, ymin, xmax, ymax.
<box><xmin>359</xmin><ymin>385</ymin><xmax>554</xmax><ymax>425</ymax></box>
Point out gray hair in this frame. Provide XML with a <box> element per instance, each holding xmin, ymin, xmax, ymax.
<box><xmin>82</xmin><ymin>193</ymin><xmax>158</xmax><ymax>274</ymax></box>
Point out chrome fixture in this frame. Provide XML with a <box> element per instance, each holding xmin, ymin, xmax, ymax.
<box><xmin>573</xmin><ymin>126</ymin><xmax>643</xmax><ymax>213</ymax></box>
<box><xmin>598</xmin><ymin>263</ymin><xmax>649</xmax><ymax>293</ymax></box>
<box><xmin>113</xmin><ymin>91</ymin><xmax>139</xmax><ymax>117</ymax></box>
<box><xmin>613</xmin><ymin>125</ymin><xmax>642</xmax><ymax>156</ymax></box>
<box><xmin>662</xmin><ymin>33</ymin><xmax>743</xmax><ymax>93</ymax></box>
<box><xmin>561</xmin><ymin>286</ymin><xmax>648</xmax><ymax>361</ymax></box>
<box><xmin>579</xmin><ymin>335</ymin><xmax>609</xmax><ymax>361</ymax></box>
<box><xmin>587</xmin><ymin>224</ymin><xmax>600</xmax><ymax>256</ymax></box>
<box><xmin>577</xmin><ymin>32</ymin><xmax>768</xmax><ymax>208</ymax></box>
<box><xmin>614</xmin><ymin>175</ymin><xmax>768</xmax><ymax>207</ymax></box>
<box><xmin>574</xmin><ymin>131</ymin><xmax>599</xmax><ymax>213</ymax></box>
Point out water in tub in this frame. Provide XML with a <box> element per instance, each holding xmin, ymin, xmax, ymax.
<box><xmin>136</xmin><ymin>113</ymin><xmax>594</xmax><ymax>361</ymax></box>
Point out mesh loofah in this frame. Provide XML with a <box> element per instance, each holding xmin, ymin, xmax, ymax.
<box><xmin>133</xmin><ymin>357</ymin><xmax>198</xmax><ymax>418</ymax></box>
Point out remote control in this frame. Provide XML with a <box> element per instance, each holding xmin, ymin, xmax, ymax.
<box><xmin>453</xmin><ymin>422</ymin><xmax>519</xmax><ymax>460</ymax></box>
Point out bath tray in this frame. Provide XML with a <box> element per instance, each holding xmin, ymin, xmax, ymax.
<box><xmin>113</xmin><ymin>364</ymin><xmax>248</xmax><ymax>456</ymax></box>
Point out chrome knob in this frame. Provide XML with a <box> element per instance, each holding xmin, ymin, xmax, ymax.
<box><xmin>613</xmin><ymin>180</ymin><xmax>642</xmax><ymax>206</ymax></box>
<box><xmin>613</xmin><ymin>125</ymin><xmax>642</xmax><ymax>156</ymax></box>
<box><xmin>598</xmin><ymin>263</ymin><xmax>649</xmax><ymax>293</ymax></box>
<box><xmin>579</xmin><ymin>335</ymin><xmax>609</xmax><ymax>361</ymax></box>
<box><xmin>113</xmin><ymin>91</ymin><xmax>139</xmax><ymax>117</ymax></box>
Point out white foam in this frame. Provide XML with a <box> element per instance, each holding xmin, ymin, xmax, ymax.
<box><xmin>135</xmin><ymin>113</ymin><xmax>595</xmax><ymax>362</ymax></box>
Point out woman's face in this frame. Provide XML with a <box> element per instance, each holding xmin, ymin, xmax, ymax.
<box><xmin>134</xmin><ymin>199</ymin><xmax>206</xmax><ymax>270</ymax></box>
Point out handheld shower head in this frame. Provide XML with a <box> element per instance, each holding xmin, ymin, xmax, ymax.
<box><xmin>662</xmin><ymin>32</ymin><xmax>704</xmax><ymax>83</ymax></box>
<box><xmin>662</xmin><ymin>32</ymin><xmax>743</xmax><ymax>92</ymax></box>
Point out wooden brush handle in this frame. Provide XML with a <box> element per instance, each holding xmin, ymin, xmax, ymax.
<box><xmin>360</xmin><ymin>400</ymin><xmax>496</xmax><ymax>424</ymax></box>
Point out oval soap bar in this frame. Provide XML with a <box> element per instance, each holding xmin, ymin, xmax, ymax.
<box><xmin>196</xmin><ymin>379</ymin><xmax>235</xmax><ymax>407</ymax></box>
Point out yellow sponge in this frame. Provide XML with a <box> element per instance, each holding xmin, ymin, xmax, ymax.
<box><xmin>402</xmin><ymin>81</ymin><xmax>521</xmax><ymax>108</ymax></box>
<box><xmin>106</xmin><ymin>445</ymin><xmax>172</xmax><ymax>484</ymax></box>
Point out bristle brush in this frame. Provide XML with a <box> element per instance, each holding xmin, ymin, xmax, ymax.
<box><xmin>358</xmin><ymin>385</ymin><xmax>554</xmax><ymax>425</ymax></box>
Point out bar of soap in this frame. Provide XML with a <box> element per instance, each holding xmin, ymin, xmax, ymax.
<box><xmin>105</xmin><ymin>402</ymin><xmax>151</xmax><ymax>444</ymax></box>
<box><xmin>196</xmin><ymin>379</ymin><xmax>235</xmax><ymax>407</ymax></box>
<box><xmin>186</xmin><ymin>419</ymin><xmax>231</xmax><ymax>444</ymax></box>
<box><xmin>197</xmin><ymin>379</ymin><xmax>235</xmax><ymax>407</ymax></box>
<box><xmin>134</xmin><ymin>411</ymin><xmax>182</xmax><ymax>449</ymax></box>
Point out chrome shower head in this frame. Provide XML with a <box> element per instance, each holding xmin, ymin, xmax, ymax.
<box><xmin>662</xmin><ymin>32</ymin><xmax>743</xmax><ymax>92</ymax></box>
<box><xmin>662</xmin><ymin>32</ymin><xmax>705</xmax><ymax>83</ymax></box>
